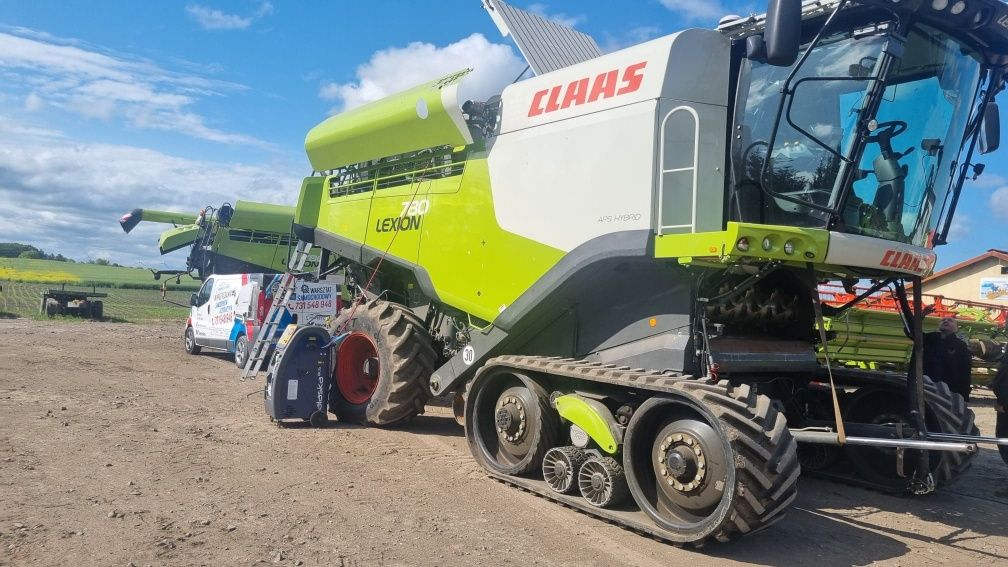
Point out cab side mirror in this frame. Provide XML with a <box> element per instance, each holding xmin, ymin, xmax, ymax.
<box><xmin>765</xmin><ymin>0</ymin><xmax>801</xmax><ymax>67</ymax></box>
<box><xmin>980</xmin><ymin>102</ymin><xmax>1000</xmax><ymax>155</ymax></box>
<box><xmin>190</xmin><ymin>293</ymin><xmax>199</xmax><ymax>307</ymax></box>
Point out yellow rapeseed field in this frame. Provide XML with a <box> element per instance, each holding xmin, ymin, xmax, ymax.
<box><xmin>0</xmin><ymin>266</ymin><xmax>81</xmax><ymax>283</ymax></box>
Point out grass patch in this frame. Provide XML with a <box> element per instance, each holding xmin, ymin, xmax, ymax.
<box><xmin>0</xmin><ymin>258</ymin><xmax>200</xmax><ymax>290</ymax></box>
<box><xmin>1</xmin><ymin>281</ymin><xmax>191</xmax><ymax>323</ymax></box>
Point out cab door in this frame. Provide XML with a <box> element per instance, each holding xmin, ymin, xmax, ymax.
<box><xmin>191</xmin><ymin>277</ymin><xmax>214</xmax><ymax>343</ymax></box>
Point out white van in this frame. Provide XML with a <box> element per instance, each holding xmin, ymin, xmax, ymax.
<box><xmin>184</xmin><ymin>273</ymin><xmax>340</xmax><ymax>367</ymax></box>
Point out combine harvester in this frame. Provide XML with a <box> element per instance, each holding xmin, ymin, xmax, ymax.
<box><xmin>120</xmin><ymin>201</ymin><xmax>319</xmax><ymax>279</ymax></box>
<box><xmin>248</xmin><ymin>0</ymin><xmax>1008</xmax><ymax>545</ymax></box>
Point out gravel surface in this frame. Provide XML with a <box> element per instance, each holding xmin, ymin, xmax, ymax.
<box><xmin>1</xmin><ymin>317</ymin><xmax>1006</xmax><ymax>566</ymax></box>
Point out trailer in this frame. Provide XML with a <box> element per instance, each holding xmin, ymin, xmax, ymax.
<box><xmin>39</xmin><ymin>284</ymin><xmax>106</xmax><ymax>319</ymax></box>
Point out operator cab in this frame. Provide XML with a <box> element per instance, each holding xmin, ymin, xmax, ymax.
<box><xmin>725</xmin><ymin>0</ymin><xmax>1006</xmax><ymax>251</ymax></box>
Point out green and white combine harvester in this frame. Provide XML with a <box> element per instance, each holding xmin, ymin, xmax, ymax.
<box><xmin>260</xmin><ymin>0</ymin><xmax>1008</xmax><ymax>545</ymax></box>
<box><xmin>119</xmin><ymin>201</ymin><xmax>319</xmax><ymax>280</ymax></box>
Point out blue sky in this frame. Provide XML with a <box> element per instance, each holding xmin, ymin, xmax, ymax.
<box><xmin>0</xmin><ymin>0</ymin><xmax>1003</xmax><ymax>271</ymax></box>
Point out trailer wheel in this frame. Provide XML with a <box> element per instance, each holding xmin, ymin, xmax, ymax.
<box><xmin>328</xmin><ymin>300</ymin><xmax>435</xmax><ymax>426</ymax></box>
<box><xmin>92</xmin><ymin>301</ymin><xmax>103</xmax><ymax>320</ymax></box>
<box><xmin>185</xmin><ymin>327</ymin><xmax>201</xmax><ymax>355</ymax></box>
<box><xmin>466</xmin><ymin>368</ymin><xmax>559</xmax><ymax>476</ymax></box>
<box><xmin>233</xmin><ymin>334</ymin><xmax>249</xmax><ymax>368</ymax></box>
<box><xmin>45</xmin><ymin>299</ymin><xmax>60</xmax><ymax>317</ymax></box>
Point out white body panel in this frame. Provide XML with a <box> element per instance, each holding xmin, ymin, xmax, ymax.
<box><xmin>489</xmin><ymin>101</ymin><xmax>657</xmax><ymax>252</ymax></box>
<box><xmin>498</xmin><ymin>34</ymin><xmax>675</xmax><ymax>134</ymax></box>
<box><xmin>487</xmin><ymin>29</ymin><xmax>730</xmax><ymax>252</ymax></box>
<box><xmin>825</xmin><ymin>233</ymin><xmax>937</xmax><ymax>276</ymax></box>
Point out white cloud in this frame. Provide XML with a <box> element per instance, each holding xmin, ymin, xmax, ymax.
<box><xmin>991</xmin><ymin>187</ymin><xmax>1008</xmax><ymax>219</ymax></box>
<box><xmin>24</xmin><ymin>92</ymin><xmax>42</xmax><ymax>111</ymax></box>
<box><xmin>185</xmin><ymin>2</ymin><xmax>273</xmax><ymax>31</ymax></box>
<box><xmin>319</xmin><ymin>33</ymin><xmax>525</xmax><ymax>113</ymax></box>
<box><xmin>0</xmin><ymin>28</ymin><xmax>269</xmax><ymax>147</ymax></box>
<box><xmin>526</xmin><ymin>4</ymin><xmax>586</xmax><ymax>28</ymax></box>
<box><xmin>0</xmin><ymin>116</ymin><xmax>299</xmax><ymax>267</ymax></box>
<box><xmin>601</xmin><ymin>25</ymin><xmax>663</xmax><ymax>52</ymax></box>
<box><xmin>659</xmin><ymin>0</ymin><xmax>726</xmax><ymax>22</ymax></box>
<box><xmin>948</xmin><ymin>213</ymin><xmax>970</xmax><ymax>240</ymax></box>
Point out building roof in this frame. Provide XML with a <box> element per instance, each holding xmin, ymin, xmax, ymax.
<box><xmin>924</xmin><ymin>249</ymin><xmax>1008</xmax><ymax>283</ymax></box>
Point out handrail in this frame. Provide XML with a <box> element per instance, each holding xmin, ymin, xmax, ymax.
<box><xmin>328</xmin><ymin>151</ymin><xmax>467</xmax><ymax>198</ymax></box>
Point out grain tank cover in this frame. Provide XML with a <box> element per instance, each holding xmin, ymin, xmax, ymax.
<box><xmin>228</xmin><ymin>200</ymin><xmax>295</xmax><ymax>233</ymax></box>
<box><xmin>305</xmin><ymin>69</ymin><xmax>475</xmax><ymax>171</ymax></box>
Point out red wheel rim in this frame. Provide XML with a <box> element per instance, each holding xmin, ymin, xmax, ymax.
<box><xmin>336</xmin><ymin>333</ymin><xmax>380</xmax><ymax>405</ymax></box>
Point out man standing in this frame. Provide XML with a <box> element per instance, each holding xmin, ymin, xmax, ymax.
<box><xmin>991</xmin><ymin>351</ymin><xmax>1008</xmax><ymax>466</ymax></box>
<box><xmin>922</xmin><ymin>317</ymin><xmax>973</xmax><ymax>402</ymax></box>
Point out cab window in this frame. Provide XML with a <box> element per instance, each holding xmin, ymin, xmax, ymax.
<box><xmin>196</xmin><ymin>277</ymin><xmax>214</xmax><ymax>306</ymax></box>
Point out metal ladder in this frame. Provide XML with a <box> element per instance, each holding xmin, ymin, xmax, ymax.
<box><xmin>239</xmin><ymin>240</ymin><xmax>313</xmax><ymax>380</ymax></box>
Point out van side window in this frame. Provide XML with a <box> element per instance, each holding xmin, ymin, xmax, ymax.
<box><xmin>197</xmin><ymin>278</ymin><xmax>214</xmax><ymax>306</ymax></box>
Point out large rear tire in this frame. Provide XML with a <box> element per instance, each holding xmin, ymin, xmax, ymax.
<box><xmin>841</xmin><ymin>375</ymin><xmax>977</xmax><ymax>491</ymax></box>
<box><xmin>328</xmin><ymin>300</ymin><xmax>435</xmax><ymax>426</ymax></box>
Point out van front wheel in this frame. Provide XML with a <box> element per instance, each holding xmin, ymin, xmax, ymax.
<box><xmin>185</xmin><ymin>327</ymin><xmax>201</xmax><ymax>355</ymax></box>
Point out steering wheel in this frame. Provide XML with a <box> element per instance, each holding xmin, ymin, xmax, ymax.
<box><xmin>864</xmin><ymin>120</ymin><xmax>907</xmax><ymax>144</ymax></box>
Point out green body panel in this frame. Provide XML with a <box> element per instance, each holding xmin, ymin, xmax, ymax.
<box><xmin>554</xmin><ymin>394</ymin><xmax>620</xmax><ymax>454</ymax></box>
<box><xmin>305</xmin><ymin>70</ymin><xmax>472</xmax><ymax>171</ymax></box>
<box><xmin>212</xmin><ymin>233</ymin><xmax>293</xmax><ymax>272</ymax></box>
<box><xmin>138</xmin><ymin>209</ymin><xmax>198</xmax><ymax>226</ymax></box>
<box><xmin>294</xmin><ymin>178</ymin><xmax>325</xmax><ymax>229</ymax></box>
<box><xmin>159</xmin><ymin>225</ymin><xmax>200</xmax><ymax>254</ymax></box>
<box><xmin>311</xmin><ymin>157</ymin><xmax>564</xmax><ymax>323</ymax></box>
<box><xmin>228</xmin><ymin>200</ymin><xmax>295</xmax><ymax>233</ymax></box>
<box><xmin>416</xmin><ymin>159</ymin><xmax>564</xmax><ymax>322</ymax></box>
<box><xmin>655</xmin><ymin>222</ymin><xmax>830</xmax><ymax>265</ymax></box>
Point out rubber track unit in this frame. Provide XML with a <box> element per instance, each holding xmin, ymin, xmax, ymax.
<box><xmin>472</xmin><ymin>355</ymin><xmax>801</xmax><ymax>545</ymax></box>
<box><xmin>330</xmin><ymin>300</ymin><xmax>435</xmax><ymax>426</ymax></box>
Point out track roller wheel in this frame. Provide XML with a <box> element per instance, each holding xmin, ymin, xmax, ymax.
<box><xmin>465</xmin><ymin>368</ymin><xmax>559</xmax><ymax>476</ymax></box>
<box><xmin>543</xmin><ymin>446</ymin><xmax>586</xmax><ymax>494</ymax></box>
<box><xmin>623</xmin><ymin>383</ymin><xmax>799</xmax><ymax>544</ymax></box>
<box><xmin>328</xmin><ymin>299</ymin><xmax>436</xmax><ymax>426</ymax></box>
<box><xmin>578</xmin><ymin>456</ymin><xmax>627</xmax><ymax>507</ymax></box>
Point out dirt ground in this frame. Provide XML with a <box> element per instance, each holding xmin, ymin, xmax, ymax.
<box><xmin>1</xmin><ymin>318</ymin><xmax>1006</xmax><ymax>567</ymax></box>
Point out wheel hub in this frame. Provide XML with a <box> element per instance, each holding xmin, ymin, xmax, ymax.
<box><xmin>495</xmin><ymin>396</ymin><xmax>527</xmax><ymax>443</ymax></box>
<box><xmin>657</xmin><ymin>432</ymin><xmax>707</xmax><ymax>492</ymax></box>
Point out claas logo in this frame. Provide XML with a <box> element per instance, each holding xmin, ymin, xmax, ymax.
<box><xmin>880</xmin><ymin>249</ymin><xmax>934</xmax><ymax>274</ymax></box>
<box><xmin>528</xmin><ymin>61</ymin><xmax>647</xmax><ymax>117</ymax></box>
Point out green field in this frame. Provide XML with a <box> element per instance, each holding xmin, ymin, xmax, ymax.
<box><xmin>0</xmin><ymin>281</ymin><xmax>191</xmax><ymax>322</ymax></box>
<box><xmin>0</xmin><ymin>258</ymin><xmax>200</xmax><ymax>290</ymax></box>
<box><xmin>0</xmin><ymin>258</ymin><xmax>197</xmax><ymax>322</ymax></box>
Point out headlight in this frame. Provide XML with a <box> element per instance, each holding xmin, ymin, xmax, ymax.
<box><xmin>950</xmin><ymin>0</ymin><xmax>966</xmax><ymax>14</ymax></box>
<box><xmin>762</xmin><ymin>236</ymin><xmax>772</xmax><ymax>251</ymax></box>
<box><xmin>784</xmin><ymin>240</ymin><xmax>796</xmax><ymax>255</ymax></box>
<box><xmin>736</xmin><ymin>237</ymin><xmax>750</xmax><ymax>252</ymax></box>
<box><xmin>932</xmin><ymin>0</ymin><xmax>949</xmax><ymax>9</ymax></box>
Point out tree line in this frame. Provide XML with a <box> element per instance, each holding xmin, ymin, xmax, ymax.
<box><xmin>0</xmin><ymin>242</ymin><xmax>121</xmax><ymax>266</ymax></box>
